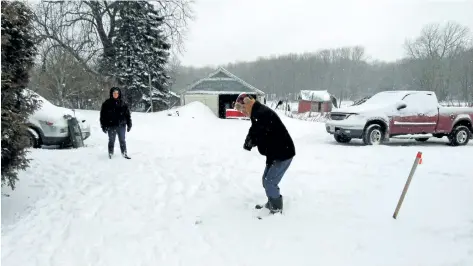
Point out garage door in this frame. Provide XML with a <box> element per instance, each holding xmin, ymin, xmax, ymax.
<box><xmin>184</xmin><ymin>94</ymin><xmax>219</xmax><ymax>117</ymax></box>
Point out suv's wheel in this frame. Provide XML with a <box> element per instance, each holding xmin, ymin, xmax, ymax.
<box><xmin>334</xmin><ymin>134</ymin><xmax>351</xmax><ymax>143</ymax></box>
<box><xmin>27</xmin><ymin>130</ymin><xmax>41</xmax><ymax>148</ymax></box>
<box><xmin>448</xmin><ymin>125</ymin><xmax>471</xmax><ymax>146</ymax></box>
<box><xmin>363</xmin><ymin>124</ymin><xmax>385</xmax><ymax>145</ymax></box>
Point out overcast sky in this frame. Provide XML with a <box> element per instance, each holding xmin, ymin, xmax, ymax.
<box><xmin>178</xmin><ymin>0</ymin><xmax>473</xmax><ymax>67</ymax></box>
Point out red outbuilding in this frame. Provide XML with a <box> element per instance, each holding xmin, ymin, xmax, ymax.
<box><xmin>297</xmin><ymin>90</ymin><xmax>336</xmax><ymax>113</ymax></box>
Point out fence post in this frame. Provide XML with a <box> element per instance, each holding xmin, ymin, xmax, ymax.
<box><xmin>393</xmin><ymin>151</ymin><xmax>423</xmax><ymax>219</ymax></box>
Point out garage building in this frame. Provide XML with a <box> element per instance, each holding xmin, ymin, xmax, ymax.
<box><xmin>180</xmin><ymin>67</ymin><xmax>265</xmax><ymax>118</ymax></box>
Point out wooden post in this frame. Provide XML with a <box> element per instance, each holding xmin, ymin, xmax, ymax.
<box><xmin>308</xmin><ymin>93</ymin><xmax>314</xmax><ymax>117</ymax></box>
<box><xmin>393</xmin><ymin>151</ymin><xmax>423</xmax><ymax>219</ymax></box>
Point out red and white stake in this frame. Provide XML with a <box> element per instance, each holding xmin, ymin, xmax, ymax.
<box><xmin>393</xmin><ymin>151</ymin><xmax>423</xmax><ymax>219</ymax></box>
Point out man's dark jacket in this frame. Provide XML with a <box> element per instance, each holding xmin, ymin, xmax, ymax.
<box><xmin>244</xmin><ymin>101</ymin><xmax>295</xmax><ymax>164</ymax></box>
<box><xmin>100</xmin><ymin>87</ymin><xmax>132</xmax><ymax>130</ymax></box>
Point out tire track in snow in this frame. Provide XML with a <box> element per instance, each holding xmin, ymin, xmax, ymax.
<box><xmin>2</xmin><ymin>148</ymin><xmax>148</xmax><ymax>265</ymax></box>
<box><xmin>2</xmin><ymin>150</ymin><xmax>108</xmax><ymax>265</ymax></box>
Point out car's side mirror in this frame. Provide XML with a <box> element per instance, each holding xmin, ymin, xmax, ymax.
<box><xmin>396</xmin><ymin>101</ymin><xmax>407</xmax><ymax>110</ymax></box>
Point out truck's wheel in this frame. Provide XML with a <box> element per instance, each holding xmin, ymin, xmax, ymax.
<box><xmin>363</xmin><ymin>124</ymin><xmax>385</xmax><ymax>145</ymax></box>
<box><xmin>448</xmin><ymin>125</ymin><xmax>471</xmax><ymax>146</ymax></box>
<box><xmin>334</xmin><ymin>134</ymin><xmax>351</xmax><ymax>143</ymax></box>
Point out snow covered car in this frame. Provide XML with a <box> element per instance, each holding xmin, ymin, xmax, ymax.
<box><xmin>24</xmin><ymin>90</ymin><xmax>91</xmax><ymax>148</ymax></box>
<box><xmin>325</xmin><ymin>90</ymin><xmax>473</xmax><ymax>146</ymax></box>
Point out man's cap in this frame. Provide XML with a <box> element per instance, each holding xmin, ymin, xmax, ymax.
<box><xmin>235</xmin><ymin>93</ymin><xmax>252</xmax><ymax>104</ymax></box>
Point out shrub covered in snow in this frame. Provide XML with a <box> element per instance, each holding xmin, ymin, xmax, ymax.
<box><xmin>1</xmin><ymin>1</ymin><xmax>39</xmax><ymax>190</ymax></box>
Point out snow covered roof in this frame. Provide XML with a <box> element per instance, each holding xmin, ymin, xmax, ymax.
<box><xmin>299</xmin><ymin>90</ymin><xmax>332</xmax><ymax>102</ymax></box>
<box><xmin>184</xmin><ymin>67</ymin><xmax>265</xmax><ymax>95</ymax></box>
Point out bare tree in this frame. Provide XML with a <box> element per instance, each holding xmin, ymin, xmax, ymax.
<box><xmin>457</xmin><ymin>48</ymin><xmax>473</xmax><ymax>106</ymax></box>
<box><xmin>29</xmin><ymin>44</ymin><xmax>107</xmax><ymax>109</ymax></box>
<box><xmin>166</xmin><ymin>54</ymin><xmax>182</xmax><ymax>88</ymax></box>
<box><xmin>153</xmin><ymin>0</ymin><xmax>195</xmax><ymax>54</ymax></box>
<box><xmin>33</xmin><ymin>1</ymin><xmax>102</xmax><ymax>76</ymax></box>
<box><xmin>405</xmin><ymin>21</ymin><xmax>470</xmax><ymax>60</ymax></box>
<box><xmin>350</xmin><ymin>46</ymin><xmax>365</xmax><ymax>61</ymax></box>
<box><xmin>404</xmin><ymin>21</ymin><xmax>471</xmax><ymax>99</ymax></box>
<box><xmin>32</xmin><ymin>0</ymin><xmax>194</xmax><ymax>78</ymax></box>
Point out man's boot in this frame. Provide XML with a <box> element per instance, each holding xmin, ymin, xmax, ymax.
<box><xmin>108</xmin><ymin>147</ymin><xmax>113</xmax><ymax>159</ymax></box>
<box><xmin>269</xmin><ymin>195</ymin><xmax>283</xmax><ymax>214</ymax></box>
<box><xmin>122</xmin><ymin>151</ymin><xmax>131</xmax><ymax>159</ymax></box>
<box><xmin>119</xmin><ymin>140</ymin><xmax>130</xmax><ymax>159</ymax></box>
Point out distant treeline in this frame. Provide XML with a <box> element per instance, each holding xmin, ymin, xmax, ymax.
<box><xmin>171</xmin><ymin>21</ymin><xmax>473</xmax><ymax>105</ymax></box>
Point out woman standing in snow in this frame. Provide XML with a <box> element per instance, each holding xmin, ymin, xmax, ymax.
<box><xmin>99</xmin><ymin>87</ymin><xmax>132</xmax><ymax>159</ymax></box>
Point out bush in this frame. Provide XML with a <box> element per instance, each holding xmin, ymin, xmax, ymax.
<box><xmin>1</xmin><ymin>1</ymin><xmax>40</xmax><ymax>190</ymax></box>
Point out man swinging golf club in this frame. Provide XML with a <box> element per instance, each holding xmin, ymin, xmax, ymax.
<box><xmin>234</xmin><ymin>93</ymin><xmax>295</xmax><ymax>214</ymax></box>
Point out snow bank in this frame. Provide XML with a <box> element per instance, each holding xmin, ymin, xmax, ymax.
<box><xmin>286</xmin><ymin>111</ymin><xmax>330</xmax><ymax>122</ymax></box>
<box><xmin>166</xmin><ymin>101</ymin><xmax>217</xmax><ymax>120</ymax></box>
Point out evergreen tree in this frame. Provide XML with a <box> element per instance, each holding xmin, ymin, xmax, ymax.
<box><xmin>1</xmin><ymin>1</ymin><xmax>40</xmax><ymax>190</ymax></box>
<box><xmin>112</xmin><ymin>1</ymin><xmax>171</xmax><ymax>111</ymax></box>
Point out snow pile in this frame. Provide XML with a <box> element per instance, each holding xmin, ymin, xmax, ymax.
<box><xmin>165</xmin><ymin>101</ymin><xmax>217</xmax><ymax>120</ymax></box>
<box><xmin>2</xmin><ymin>107</ymin><xmax>473</xmax><ymax>266</ymax></box>
<box><xmin>287</xmin><ymin>111</ymin><xmax>330</xmax><ymax>122</ymax></box>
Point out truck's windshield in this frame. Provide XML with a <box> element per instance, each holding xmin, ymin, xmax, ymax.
<box><xmin>351</xmin><ymin>96</ymin><xmax>371</xmax><ymax>106</ymax></box>
<box><xmin>352</xmin><ymin>91</ymin><xmax>405</xmax><ymax>106</ymax></box>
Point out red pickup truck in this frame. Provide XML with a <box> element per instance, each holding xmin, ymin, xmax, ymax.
<box><xmin>325</xmin><ymin>91</ymin><xmax>473</xmax><ymax>146</ymax></box>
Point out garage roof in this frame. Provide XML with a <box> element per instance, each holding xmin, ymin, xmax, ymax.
<box><xmin>184</xmin><ymin>67</ymin><xmax>265</xmax><ymax>95</ymax></box>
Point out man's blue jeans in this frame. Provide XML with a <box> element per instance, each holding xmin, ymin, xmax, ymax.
<box><xmin>108</xmin><ymin>125</ymin><xmax>127</xmax><ymax>154</ymax></box>
<box><xmin>262</xmin><ymin>158</ymin><xmax>293</xmax><ymax>199</ymax></box>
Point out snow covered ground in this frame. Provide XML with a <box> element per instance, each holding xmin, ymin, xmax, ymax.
<box><xmin>2</xmin><ymin>101</ymin><xmax>473</xmax><ymax>266</ymax></box>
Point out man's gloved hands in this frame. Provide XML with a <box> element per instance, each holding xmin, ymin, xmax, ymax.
<box><xmin>243</xmin><ymin>135</ymin><xmax>255</xmax><ymax>151</ymax></box>
<box><xmin>127</xmin><ymin>126</ymin><xmax>131</xmax><ymax>132</ymax></box>
<box><xmin>102</xmin><ymin>127</ymin><xmax>107</xmax><ymax>134</ymax></box>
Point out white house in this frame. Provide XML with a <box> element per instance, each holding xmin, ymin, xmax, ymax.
<box><xmin>180</xmin><ymin>67</ymin><xmax>265</xmax><ymax>118</ymax></box>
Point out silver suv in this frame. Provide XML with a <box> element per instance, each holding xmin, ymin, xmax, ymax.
<box><xmin>25</xmin><ymin>90</ymin><xmax>91</xmax><ymax>148</ymax></box>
